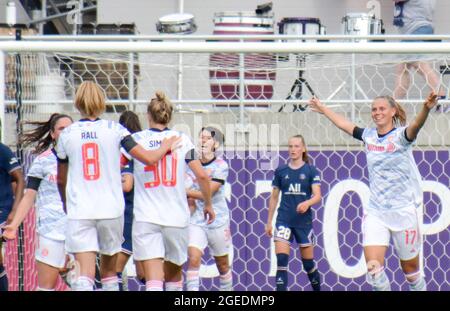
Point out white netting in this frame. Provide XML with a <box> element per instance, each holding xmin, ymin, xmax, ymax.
<box><xmin>2</xmin><ymin>48</ymin><xmax>449</xmax><ymax>291</ymax></box>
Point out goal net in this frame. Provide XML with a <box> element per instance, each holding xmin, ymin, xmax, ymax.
<box><xmin>2</xmin><ymin>45</ymin><xmax>449</xmax><ymax>291</ymax></box>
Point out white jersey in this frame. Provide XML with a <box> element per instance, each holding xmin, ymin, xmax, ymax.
<box><xmin>56</xmin><ymin>119</ymin><xmax>130</xmax><ymax>220</ymax></box>
<box><xmin>187</xmin><ymin>157</ymin><xmax>229</xmax><ymax>229</ymax></box>
<box><xmin>362</xmin><ymin>127</ymin><xmax>423</xmax><ymax>213</ymax></box>
<box><xmin>131</xmin><ymin>128</ymin><xmax>195</xmax><ymax>227</ymax></box>
<box><xmin>27</xmin><ymin>149</ymin><xmax>66</xmax><ymax>241</ymax></box>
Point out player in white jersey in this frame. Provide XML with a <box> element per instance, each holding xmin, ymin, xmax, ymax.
<box><xmin>185</xmin><ymin>127</ymin><xmax>233</xmax><ymax>291</ymax></box>
<box><xmin>3</xmin><ymin>113</ymin><xmax>73</xmax><ymax>291</ymax></box>
<box><xmin>55</xmin><ymin>82</ymin><xmax>180</xmax><ymax>291</ymax></box>
<box><xmin>309</xmin><ymin>92</ymin><xmax>439</xmax><ymax>291</ymax></box>
<box><xmin>126</xmin><ymin>91</ymin><xmax>215</xmax><ymax>291</ymax></box>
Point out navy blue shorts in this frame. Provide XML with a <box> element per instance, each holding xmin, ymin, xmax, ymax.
<box><xmin>274</xmin><ymin>222</ymin><xmax>315</xmax><ymax>247</ymax></box>
<box><xmin>0</xmin><ymin>206</ymin><xmax>12</xmax><ymax>225</ymax></box>
<box><xmin>121</xmin><ymin>218</ymin><xmax>133</xmax><ymax>255</ymax></box>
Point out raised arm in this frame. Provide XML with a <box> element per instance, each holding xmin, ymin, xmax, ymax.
<box><xmin>309</xmin><ymin>97</ymin><xmax>357</xmax><ymax>136</ymax></box>
<box><xmin>406</xmin><ymin>92</ymin><xmax>439</xmax><ymax>141</ymax></box>
<box><xmin>265</xmin><ymin>187</ymin><xmax>280</xmax><ymax>238</ymax></box>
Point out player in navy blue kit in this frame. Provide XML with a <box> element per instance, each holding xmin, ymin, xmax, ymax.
<box><xmin>0</xmin><ymin>143</ymin><xmax>24</xmax><ymax>291</ymax></box>
<box><xmin>116</xmin><ymin>111</ymin><xmax>145</xmax><ymax>291</ymax></box>
<box><xmin>266</xmin><ymin>135</ymin><xmax>322</xmax><ymax>291</ymax></box>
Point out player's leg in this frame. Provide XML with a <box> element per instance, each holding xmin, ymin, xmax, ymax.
<box><xmin>186</xmin><ymin>224</ymin><xmax>207</xmax><ymax>291</ymax></box>
<box><xmin>132</xmin><ymin>221</ymin><xmax>164</xmax><ymax>291</ymax></box>
<box><xmin>35</xmin><ymin>235</ymin><xmax>66</xmax><ymax>290</ymax></box>
<box><xmin>134</xmin><ymin>260</ymin><xmax>146</xmax><ymax>287</ymax></box>
<box><xmin>209</xmin><ymin>224</ymin><xmax>233</xmax><ymax>291</ymax></box>
<box><xmin>115</xmin><ymin>252</ymin><xmax>130</xmax><ymax>291</ymax></box>
<box><xmin>0</xmin><ymin>238</ymin><xmax>8</xmax><ymax>291</ymax></box>
<box><xmin>392</xmin><ymin>209</ymin><xmax>425</xmax><ymax>291</ymax></box>
<box><xmin>97</xmin><ymin>217</ymin><xmax>124</xmax><ymax>291</ymax></box>
<box><xmin>362</xmin><ymin>214</ymin><xmax>391</xmax><ymax>291</ymax></box>
<box><xmin>273</xmin><ymin>223</ymin><xmax>293</xmax><ymax>291</ymax></box>
<box><xmin>65</xmin><ymin>219</ymin><xmax>98</xmax><ymax>291</ymax></box>
<box><xmin>296</xmin><ymin>227</ymin><xmax>320</xmax><ymax>291</ymax></box>
<box><xmin>162</xmin><ymin>226</ymin><xmax>189</xmax><ymax>291</ymax></box>
<box><xmin>394</xmin><ymin>63</ymin><xmax>411</xmax><ymax>99</ymax></box>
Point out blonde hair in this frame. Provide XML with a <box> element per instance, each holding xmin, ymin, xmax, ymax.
<box><xmin>75</xmin><ymin>81</ymin><xmax>106</xmax><ymax>117</ymax></box>
<box><xmin>147</xmin><ymin>90</ymin><xmax>173</xmax><ymax>125</ymax></box>
<box><xmin>374</xmin><ymin>95</ymin><xmax>407</xmax><ymax>126</ymax></box>
<box><xmin>290</xmin><ymin>134</ymin><xmax>309</xmax><ymax>163</ymax></box>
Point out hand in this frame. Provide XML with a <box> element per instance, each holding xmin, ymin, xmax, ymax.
<box><xmin>161</xmin><ymin>136</ymin><xmax>183</xmax><ymax>153</ymax></box>
<box><xmin>265</xmin><ymin>224</ymin><xmax>273</xmax><ymax>237</ymax></box>
<box><xmin>308</xmin><ymin>96</ymin><xmax>325</xmax><ymax>114</ymax></box>
<box><xmin>424</xmin><ymin>91</ymin><xmax>439</xmax><ymax>110</ymax></box>
<box><xmin>296</xmin><ymin>202</ymin><xmax>310</xmax><ymax>214</ymax></box>
<box><xmin>1</xmin><ymin>224</ymin><xmax>17</xmax><ymax>240</ymax></box>
<box><xmin>204</xmin><ymin>204</ymin><xmax>215</xmax><ymax>225</ymax></box>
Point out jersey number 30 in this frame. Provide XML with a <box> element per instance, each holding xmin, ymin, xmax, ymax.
<box><xmin>144</xmin><ymin>153</ymin><xmax>178</xmax><ymax>188</ymax></box>
<box><xmin>82</xmin><ymin>143</ymin><xmax>100</xmax><ymax>181</ymax></box>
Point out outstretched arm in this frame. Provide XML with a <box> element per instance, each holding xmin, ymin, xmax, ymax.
<box><xmin>2</xmin><ymin>189</ymin><xmax>37</xmax><ymax>240</ymax></box>
<box><xmin>309</xmin><ymin>97</ymin><xmax>357</xmax><ymax>136</ymax></box>
<box><xmin>406</xmin><ymin>92</ymin><xmax>439</xmax><ymax>141</ymax></box>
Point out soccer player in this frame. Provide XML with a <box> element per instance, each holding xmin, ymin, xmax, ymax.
<box><xmin>116</xmin><ymin>111</ymin><xmax>145</xmax><ymax>291</ymax></box>
<box><xmin>127</xmin><ymin>91</ymin><xmax>215</xmax><ymax>291</ymax></box>
<box><xmin>185</xmin><ymin>127</ymin><xmax>232</xmax><ymax>291</ymax></box>
<box><xmin>0</xmin><ymin>142</ymin><xmax>24</xmax><ymax>291</ymax></box>
<box><xmin>265</xmin><ymin>135</ymin><xmax>322</xmax><ymax>291</ymax></box>
<box><xmin>309</xmin><ymin>92</ymin><xmax>439</xmax><ymax>291</ymax></box>
<box><xmin>55</xmin><ymin>81</ymin><xmax>180</xmax><ymax>291</ymax></box>
<box><xmin>2</xmin><ymin>113</ymin><xmax>73</xmax><ymax>291</ymax></box>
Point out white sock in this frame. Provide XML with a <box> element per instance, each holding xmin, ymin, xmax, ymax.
<box><xmin>366</xmin><ymin>266</ymin><xmax>391</xmax><ymax>291</ymax></box>
<box><xmin>146</xmin><ymin>280</ymin><xmax>163</xmax><ymax>291</ymax></box>
<box><xmin>219</xmin><ymin>270</ymin><xmax>233</xmax><ymax>291</ymax></box>
<box><xmin>165</xmin><ymin>280</ymin><xmax>183</xmax><ymax>291</ymax></box>
<box><xmin>72</xmin><ymin>276</ymin><xmax>94</xmax><ymax>291</ymax></box>
<box><xmin>37</xmin><ymin>287</ymin><xmax>55</xmax><ymax>291</ymax></box>
<box><xmin>186</xmin><ymin>269</ymin><xmax>200</xmax><ymax>291</ymax></box>
<box><xmin>101</xmin><ymin>276</ymin><xmax>119</xmax><ymax>291</ymax></box>
<box><xmin>406</xmin><ymin>271</ymin><xmax>427</xmax><ymax>291</ymax></box>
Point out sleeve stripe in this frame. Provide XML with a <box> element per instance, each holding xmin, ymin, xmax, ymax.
<box><xmin>211</xmin><ymin>178</ymin><xmax>225</xmax><ymax>185</ymax></box>
<box><xmin>121</xmin><ymin>135</ymin><xmax>138</xmax><ymax>152</ymax></box>
<box><xmin>26</xmin><ymin>176</ymin><xmax>42</xmax><ymax>190</ymax></box>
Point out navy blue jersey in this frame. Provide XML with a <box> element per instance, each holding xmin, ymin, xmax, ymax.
<box><xmin>122</xmin><ymin>161</ymin><xmax>134</xmax><ymax>224</ymax></box>
<box><xmin>272</xmin><ymin>163</ymin><xmax>321</xmax><ymax>228</ymax></box>
<box><xmin>0</xmin><ymin>143</ymin><xmax>21</xmax><ymax>211</ymax></box>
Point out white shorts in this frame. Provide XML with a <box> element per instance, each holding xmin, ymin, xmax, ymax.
<box><xmin>132</xmin><ymin>221</ymin><xmax>188</xmax><ymax>266</ymax></box>
<box><xmin>65</xmin><ymin>217</ymin><xmax>124</xmax><ymax>256</ymax></box>
<box><xmin>362</xmin><ymin>207</ymin><xmax>421</xmax><ymax>261</ymax></box>
<box><xmin>188</xmin><ymin>223</ymin><xmax>231</xmax><ymax>257</ymax></box>
<box><xmin>35</xmin><ymin>235</ymin><xmax>66</xmax><ymax>269</ymax></box>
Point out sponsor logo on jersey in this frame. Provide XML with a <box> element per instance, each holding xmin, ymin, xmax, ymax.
<box><xmin>300</xmin><ymin>174</ymin><xmax>306</xmax><ymax>180</ymax></box>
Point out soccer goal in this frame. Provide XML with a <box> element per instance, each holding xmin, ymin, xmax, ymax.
<box><xmin>1</xmin><ymin>37</ymin><xmax>449</xmax><ymax>291</ymax></box>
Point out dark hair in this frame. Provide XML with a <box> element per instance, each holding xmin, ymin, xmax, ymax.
<box><xmin>147</xmin><ymin>91</ymin><xmax>173</xmax><ymax>125</ymax></box>
<box><xmin>119</xmin><ymin>110</ymin><xmax>142</xmax><ymax>134</ymax></box>
<box><xmin>21</xmin><ymin>113</ymin><xmax>73</xmax><ymax>154</ymax></box>
<box><xmin>201</xmin><ymin>126</ymin><xmax>225</xmax><ymax>150</ymax></box>
<box><xmin>374</xmin><ymin>95</ymin><xmax>407</xmax><ymax>126</ymax></box>
<box><xmin>290</xmin><ymin>134</ymin><xmax>309</xmax><ymax>163</ymax></box>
